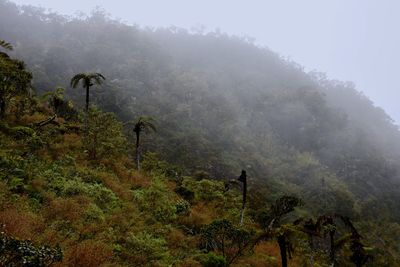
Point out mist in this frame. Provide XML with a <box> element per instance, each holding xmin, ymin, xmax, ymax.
<box><xmin>10</xmin><ymin>0</ymin><xmax>400</xmax><ymax>124</ymax></box>
<box><xmin>1</xmin><ymin>0</ymin><xmax>400</xmax><ymax>266</ymax></box>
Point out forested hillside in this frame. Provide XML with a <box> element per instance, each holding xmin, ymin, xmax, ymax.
<box><xmin>1</xmin><ymin>0</ymin><xmax>400</xmax><ymax>266</ymax></box>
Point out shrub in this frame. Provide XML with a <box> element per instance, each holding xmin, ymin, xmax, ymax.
<box><xmin>0</xmin><ymin>232</ymin><xmax>62</xmax><ymax>267</ymax></box>
<box><xmin>84</xmin><ymin>107</ymin><xmax>127</xmax><ymax>160</ymax></box>
<box><xmin>0</xmin><ymin>209</ymin><xmax>44</xmax><ymax>240</ymax></box>
<box><xmin>181</xmin><ymin>178</ymin><xmax>225</xmax><ymax>203</ymax></box>
<box><xmin>198</xmin><ymin>252</ymin><xmax>227</xmax><ymax>267</ymax></box>
<box><xmin>84</xmin><ymin>203</ymin><xmax>105</xmax><ymax>223</ymax></box>
<box><xmin>154</xmin><ymin>205</ymin><xmax>177</xmax><ymax>223</ymax></box>
<box><xmin>142</xmin><ymin>152</ymin><xmax>183</xmax><ymax>181</ymax></box>
<box><xmin>176</xmin><ymin>199</ymin><xmax>191</xmax><ymax>216</ymax></box>
<box><xmin>118</xmin><ymin>232</ymin><xmax>169</xmax><ymax>265</ymax></box>
<box><xmin>175</xmin><ymin>186</ymin><xmax>195</xmax><ymax>202</ymax></box>
<box><xmin>200</xmin><ymin>219</ymin><xmax>255</xmax><ymax>264</ymax></box>
<box><xmin>50</xmin><ymin>179</ymin><xmax>119</xmax><ymax>212</ymax></box>
<box><xmin>64</xmin><ymin>239</ymin><xmax>112</xmax><ymax>267</ymax></box>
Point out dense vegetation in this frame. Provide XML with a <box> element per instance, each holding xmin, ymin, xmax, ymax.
<box><xmin>1</xmin><ymin>0</ymin><xmax>400</xmax><ymax>266</ymax></box>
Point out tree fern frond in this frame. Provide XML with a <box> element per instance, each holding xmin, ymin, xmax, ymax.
<box><xmin>132</xmin><ymin>116</ymin><xmax>157</xmax><ymax>133</ymax></box>
<box><xmin>96</xmin><ymin>73</ymin><xmax>106</xmax><ymax>80</ymax></box>
<box><xmin>70</xmin><ymin>73</ymin><xmax>87</xmax><ymax>88</ymax></box>
<box><xmin>0</xmin><ymin>40</ymin><xmax>13</xmax><ymax>50</ymax></box>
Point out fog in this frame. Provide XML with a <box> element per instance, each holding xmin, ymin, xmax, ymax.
<box><xmin>2</xmin><ymin>1</ymin><xmax>400</xmax><ymax>264</ymax></box>
<box><xmin>11</xmin><ymin>0</ymin><xmax>400</xmax><ymax>124</ymax></box>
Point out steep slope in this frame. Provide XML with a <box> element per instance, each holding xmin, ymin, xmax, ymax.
<box><xmin>1</xmin><ymin>0</ymin><xmax>400</xmax><ymax>265</ymax></box>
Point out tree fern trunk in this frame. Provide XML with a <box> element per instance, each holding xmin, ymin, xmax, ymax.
<box><xmin>329</xmin><ymin>231</ymin><xmax>335</xmax><ymax>266</ymax></box>
<box><xmin>84</xmin><ymin>85</ymin><xmax>90</xmax><ymax>131</ymax></box>
<box><xmin>85</xmin><ymin>85</ymin><xmax>90</xmax><ymax>112</ymax></box>
<box><xmin>278</xmin><ymin>235</ymin><xmax>288</xmax><ymax>267</ymax></box>
<box><xmin>136</xmin><ymin>131</ymin><xmax>140</xmax><ymax>170</ymax></box>
<box><xmin>0</xmin><ymin>98</ymin><xmax>5</xmax><ymax>119</ymax></box>
<box><xmin>239</xmin><ymin>170</ymin><xmax>247</xmax><ymax>225</ymax></box>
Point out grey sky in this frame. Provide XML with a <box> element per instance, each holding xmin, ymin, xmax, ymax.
<box><xmin>11</xmin><ymin>0</ymin><xmax>400</xmax><ymax>124</ymax></box>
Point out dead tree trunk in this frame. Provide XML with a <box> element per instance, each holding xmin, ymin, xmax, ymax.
<box><xmin>238</xmin><ymin>170</ymin><xmax>247</xmax><ymax>225</ymax></box>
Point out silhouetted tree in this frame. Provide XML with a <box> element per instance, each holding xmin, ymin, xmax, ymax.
<box><xmin>70</xmin><ymin>72</ymin><xmax>105</xmax><ymax>113</ymax></box>
<box><xmin>295</xmin><ymin>214</ymin><xmax>372</xmax><ymax>267</ymax></box>
<box><xmin>238</xmin><ymin>170</ymin><xmax>247</xmax><ymax>225</ymax></box>
<box><xmin>132</xmin><ymin>116</ymin><xmax>156</xmax><ymax>170</ymax></box>
<box><xmin>259</xmin><ymin>196</ymin><xmax>302</xmax><ymax>267</ymax></box>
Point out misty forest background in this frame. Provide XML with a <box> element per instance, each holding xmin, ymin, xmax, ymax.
<box><xmin>1</xmin><ymin>1</ymin><xmax>400</xmax><ymax>266</ymax></box>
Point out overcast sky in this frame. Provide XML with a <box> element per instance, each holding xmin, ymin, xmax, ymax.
<box><xmin>12</xmin><ymin>0</ymin><xmax>400</xmax><ymax>124</ymax></box>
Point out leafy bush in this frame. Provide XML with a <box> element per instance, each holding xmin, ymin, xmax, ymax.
<box><xmin>154</xmin><ymin>205</ymin><xmax>177</xmax><ymax>223</ymax></box>
<box><xmin>132</xmin><ymin>177</ymin><xmax>177</xmax><ymax>222</ymax></box>
<box><xmin>84</xmin><ymin>107</ymin><xmax>127</xmax><ymax>160</ymax></box>
<box><xmin>200</xmin><ymin>219</ymin><xmax>255</xmax><ymax>264</ymax></box>
<box><xmin>181</xmin><ymin>178</ymin><xmax>225</xmax><ymax>202</ymax></box>
<box><xmin>142</xmin><ymin>152</ymin><xmax>182</xmax><ymax>181</ymax></box>
<box><xmin>51</xmin><ymin>179</ymin><xmax>119</xmax><ymax>211</ymax></box>
<box><xmin>198</xmin><ymin>252</ymin><xmax>227</xmax><ymax>267</ymax></box>
<box><xmin>175</xmin><ymin>199</ymin><xmax>191</xmax><ymax>216</ymax></box>
<box><xmin>175</xmin><ymin>186</ymin><xmax>195</xmax><ymax>202</ymax></box>
<box><xmin>0</xmin><ymin>231</ymin><xmax>62</xmax><ymax>267</ymax></box>
<box><xmin>119</xmin><ymin>232</ymin><xmax>169</xmax><ymax>265</ymax></box>
<box><xmin>84</xmin><ymin>203</ymin><xmax>105</xmax><ymax>223</ymax></box>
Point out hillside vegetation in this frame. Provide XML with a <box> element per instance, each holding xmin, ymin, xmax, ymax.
<box><xmin>1</xmin><ymin>1</ymin><xmax>400</xmax><ymax>266</ymax></box>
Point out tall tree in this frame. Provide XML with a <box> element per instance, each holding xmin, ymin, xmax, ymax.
<box><xmin>132</xmin><ymin>116</ymin><xmax>156</xmax><ymax>170</ymax></box>
<box><xmin>224</xmin><ymin>170</ymin><xmax>248</xmax><ymax>225</ymax></box>
<box><xmin>256</xmin><ymin>196</ymin><xmax>302</xmax><ymax>267</ymax></box>
<box><xmin>85</xmin><ymin>106</ymin><xmax>126</xmax><ymax>160</ymax></box>
<box><xmin>0</xmin><ymin>40</ymin><xmax>32</xmax><ymax>118</ymax></box>
<box><xmin>70</xmin><ymin>73</ymin><xmax>105</xmax><ymax>113</ymax></box>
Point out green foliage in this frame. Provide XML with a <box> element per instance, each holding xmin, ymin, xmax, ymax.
<box><xmin>175</xmin><ymin>199</ymin><xmax>191</xmax><ymax>216</ymax></box>
<box><xmin>200</xmin><ymin>219</ymin><xmax>255</xmax><ymax>264</ymax></box>
<box><xmin>198</xmin><ymin>252</ymin><xmax>227</xmax><ymax>267</ymax></box>
<box><xmin>85</xmin><ymin>106</ymin><xmax>127</xmax><ymax>160</ymax></box>
<box><xmin>132</xmin><ymin>177</ymin><xmax>177</xmax><ymax>223</ymax></box>
<box><xmin>84</xmin><ymin>203</ymin><xmax>105</xmax><ymax>223</ymax></box>
<box><xmin>271</xmin><ymin>195</ymin><xmax>303</xmax><ymax>221</ymax></box>
<box><xmin>141</xmin><ymin>152</ymin><xmax>182</xmax><ymax>180</ymax></box>
<box><xmin>118</xmin><ymin>232</ymin><xmax>169</xmax><ymax>265</ymax></box>
<box><xmin>42</xmin><ymin>88</ymin><xmax>77</xmax><ymax>119</ymax></box>
<box><xmin>0</xmin><ymin>44</ymin><xmax>32</xmax><ymax>117</ymax></box>
<box><xmin>181</xmin><ymin>177</ymin><xmax>225</xmax><ymax>203</ymax></box>
<box><xmin>9</xmin><ymin>126</ymin><xmax>35</xmax><ymax>138</ymax></box>
<box><xmin>0</xmin><ymin>3</ymin><xmax>397</xmax><ymax>265</ymax></box>
<box><xmin>175</xmin><ymin>185</ymin><xmax>195</xmax><ymax>202</ymax></box>
<box><xmin>52</xmin><ymin>179</ymin><xmax>119</xmax><ymax>211</ymax></box>
<box><xmin>0</xmin><ymin>232</ymin><xmax>62</xmax><ymax>267</ymax></box>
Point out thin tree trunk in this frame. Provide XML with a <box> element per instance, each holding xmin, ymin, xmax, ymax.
<box><xmin>309</xmin><ymin>235</ymin><xmax>315</xmax><ymax>267</ymax></box>
<box><xmin>329</xmin><ymin>230</ymin><xmax>335</xmax><ymax>266</ymax></box>
<box><xmin>84</xmin><ymin>85</ymin><xmax>90</xmax><ymax>131</ymax></box>
<box><xmin>0</xmin><ymin>97</ymin><xmax>6</xmax><ymax>119</ymax></box>
<box><xmin>278</xmin><ymin>235</ymin><xmax>288</xmax><ymax>267</ymax></box>
<box><xmin>136</xmin><ymin>131</ymin><xmax>140</xmax><ymax>170</ymax></box>
<box><xmin>239</xmin><ymin>170</ymin><xmax>247</xmax><ymax>225</ymax></box>
<box><xmin>85</xmin><ymin>85</ymin><xmax>90</xmax><ymax>112</ymax></box>
<box><xmin>239</xmin><ymin>182</ymin><xmax>246</xmax><ymax>225</ymax></box>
